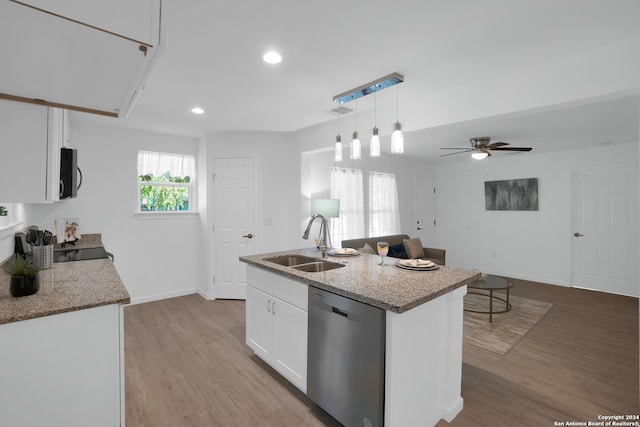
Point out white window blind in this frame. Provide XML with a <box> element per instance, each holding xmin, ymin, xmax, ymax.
<box><xmin>330</xmin><ymin>167</ymin><xmax>365</xmax><ymax>247</ymax></box>
<box><xmin>368</xmin><ymin>171</ymin><xmax>401</xmax><ymax>237</ymax></box>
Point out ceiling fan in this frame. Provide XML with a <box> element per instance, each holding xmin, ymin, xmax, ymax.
<box><xmin>439</xmin><ymin>137</ymin><xmax>533</xmax><ymax>159</ymax></box>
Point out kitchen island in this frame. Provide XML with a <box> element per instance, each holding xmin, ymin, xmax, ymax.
<box><xmin>0</xmin><ymin>254</ymin><xmax>129</xmax><ymax>427</ymax></box>
<box><xmin>240</xmin><ymin>248</ymin><xmax>480</xmax><ymax>427</ymax></box>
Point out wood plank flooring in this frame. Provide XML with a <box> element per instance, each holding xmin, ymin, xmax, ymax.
<box><xmin>125</xmin><ymin>280</ymin><xmax>639</xmax><ymax>426</ymax></box>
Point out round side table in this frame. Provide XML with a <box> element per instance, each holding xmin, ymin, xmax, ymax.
<box><xmin>465</xmin><ymin>275</ymin><xmax>514</xmax><ymax>322</ymax></box>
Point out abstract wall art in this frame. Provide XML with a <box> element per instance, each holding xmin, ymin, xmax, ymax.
<box><xmin>484</xmin><ymin>178</ymin><xmax>539</xmax><ymax>211</ymax></box>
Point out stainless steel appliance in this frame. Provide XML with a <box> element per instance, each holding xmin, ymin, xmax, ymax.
<box><xmin>308</xmin><ymin>287</ymin><xmax>386</xmax><ymax>427</ymax></box>
<box><xmin>59</xmin><ymin>147</ymin><xmax>82</xmax><ymax>199</ymax></box>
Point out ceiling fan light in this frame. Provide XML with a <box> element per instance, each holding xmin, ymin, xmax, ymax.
<box><xmin>471</xmin><ymin>149</ymin><xmax>489</xmax><ymax>160</ymax></box>
<box><xmin>334</xmin><ymin>134</ymin><xmax>343</xmax><ymax>162</ymax></box>
<box><xmin>370</xmin><ymin>127</ymin><xmax>381</xmax><ymax>157</ymax></box>
<box><xmin>391</xmin><ymin>121</ymin><xmax>404</xmax><ymax>154</ymax></box>
<box><xmin>351</xmin><ymin>131</ymin><xmax>361</xmax><ymax>160</ymax></box>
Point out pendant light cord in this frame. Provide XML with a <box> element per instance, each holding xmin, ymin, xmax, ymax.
<box><xmin>396</xmin><ymin>85</ymin><xmax>399</xmax><ymax>122</ymax></box>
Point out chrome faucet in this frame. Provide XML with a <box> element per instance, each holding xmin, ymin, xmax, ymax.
<box><xmin>303</xmin><ymin>214</ymin><xmax>329</xmax><ymax>258</ymax></box>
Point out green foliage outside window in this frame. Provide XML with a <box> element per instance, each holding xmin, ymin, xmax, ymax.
<box><xmin>138</xmin><ymin>171</ymin><xmax>191</xmax><ymax>211</ymax></box>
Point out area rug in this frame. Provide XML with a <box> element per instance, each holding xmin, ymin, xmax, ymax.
<box><xmin>463</xmin><ymin>293</ymin><xmax>553</xmax><ymax>355</ymax></box>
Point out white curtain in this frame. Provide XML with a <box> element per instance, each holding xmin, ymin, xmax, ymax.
<box><xmin>330</xmin><ymin>167</ymin><xmax>365</xmax><ymax>247</ymax></box>
<box><xmin>137</xmin><ymin>151</ymin><xmax>195</xmax><ymax>178</ymax></box>
<box><xmin>368</xmin><ymin>171</ymin><xmax>401</xmax><ymax>237</ymax></box>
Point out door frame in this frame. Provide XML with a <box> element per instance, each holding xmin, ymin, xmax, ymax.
<box><xmin>570</xmin><ymin>166</ymin><xmax>639</xmax><ymax>297</ymax></box>
<box><xmin>208</xmin><ymin>154</ymin><xmax>259</xmax><ymax>300</ymax></box>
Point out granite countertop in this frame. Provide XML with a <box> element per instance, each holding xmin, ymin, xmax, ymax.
<box><xmin>0</xmin><ymin>234</ymin><xmax>130</xmax><ymax>325</ymax></box>
<box><xmin>240</xmin><ymin>248</ymin><xmax>480</xmax><ymax>314</ymax></box>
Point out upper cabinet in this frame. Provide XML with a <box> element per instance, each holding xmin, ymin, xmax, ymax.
<box><xmin>0</xmin><ymin>0</ymin><xmax>164</xmax><ymax>118</ymax></box>
<box><xmin>0</xmin><ymin>99</ymin><xmax>69</xmax><ymax>203</ymax></box>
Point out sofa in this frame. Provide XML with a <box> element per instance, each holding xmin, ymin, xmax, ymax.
<box><xmin>341</xmin><ymin>234</ymin><xmax>446</xmax><ymax>265</ymax></box>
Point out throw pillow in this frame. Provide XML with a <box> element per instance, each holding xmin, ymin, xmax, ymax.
<box><xmin>403</xmin><ymin>237</ymin><xmax>425</xmax><ymax>259</ymax></box>
<box><xmin>358</xmin><ymin>243</ymin><xmax>377</xmax><ymax>254</ymax></box>
<box><xmin>388</xmin><ymin>243</ymin><xmax>409</xmax><ymax>259</ymax></box>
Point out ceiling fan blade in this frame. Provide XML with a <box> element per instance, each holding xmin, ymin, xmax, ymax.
<box><xmin>440</xmin><ymin>147</ymin><xmax>472</xmax><ymax>150</ymax></box>
<box><xmin>439</xmin><ymin>150</ymin><xmax>472</xmax><ymax>157</ymax></box>
<box><xmin>487</xmin><ymin>142</ymin><xmax>509</xmax><ymax>148</ymax></box>
<box><xmin>490</xmin><ymin>147</ymin><xmax>532</xmax><ymax>152</ymax></box>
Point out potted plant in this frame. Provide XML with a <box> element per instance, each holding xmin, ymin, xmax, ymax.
<box><xmin>0</xmin><ymin>205</ymin><xmax>8</xmax><ymax>226</ymax></box>
<box><xmin>8</xmin><ymin>255</ymin><xmax>39</xmax><ymax>297</ymax></box>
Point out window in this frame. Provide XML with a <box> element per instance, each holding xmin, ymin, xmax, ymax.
<box><xmin>329</xmin><ymin>167</ymin><xmax>365</xmax><ymax>246</ymax></box>
<box><xmin>137</xmin><ymin>151</ymin><xmax>195</xmax><ymax>212</ymax></box>
<box><xmin>368</xmin><ymin>171</ymin><xmax>401</xmax><ymax>237</ymax></box>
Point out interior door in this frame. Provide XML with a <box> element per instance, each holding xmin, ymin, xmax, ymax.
<box><xmin>571</xmin><ymin>167</ymin><xmax>639</xmax><ymax>297</ymax></box>
<box><xmin>414</xmin><ymin>177</ymin><xmax>436</xmax><ymax>244</ymax></box>
<box><xmin>212</xmin><ymin>157</ymin><xmax>256</xmax><ymax>299</ymax></box>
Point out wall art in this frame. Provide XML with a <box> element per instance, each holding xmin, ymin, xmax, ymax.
<box><xmin>485</xmin><ymin>178</ymin><xmax>538</xmax><ymax>211</ymax></box>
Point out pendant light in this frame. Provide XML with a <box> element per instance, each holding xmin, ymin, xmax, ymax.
<box><xmin>334</xmin><ymin>115</ymin><xmax>343</xmax><ymax>162</ymax></box>
<box><xmin>334</xmin><ymin>134</ymin><xmax>343</xmax><ymax>162</ymax></box>
<box><xmin>370</xmin><ymin>91</ymin><xmax>381</xmax><ymax>157</ymax></box>
<box><xmin>351</xmin><ymin>100</ymin><xmax>361</xmax><ymax>160</ymax></box>
<box><xmin>391</xmin><ymin>86</ymin><xmax>404</xmax><ymax>154</ymax></box>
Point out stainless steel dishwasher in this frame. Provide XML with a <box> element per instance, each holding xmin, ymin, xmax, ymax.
<box><xmin>308</xmin><ymin>287</ymin><xmax>386</xmax><ymax>427</ymax></box>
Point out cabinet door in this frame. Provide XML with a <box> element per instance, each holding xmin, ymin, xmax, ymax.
<box><xmin>272</xmin><ymin>297</ymin><xmax>308</xmax><ymax>392</ymax></box>
<box><xmin>17</xmin><ymin>0</ymin><xmax>160</xmax><ymax>44</ymax></box>
<box><xmin>0</xmin><ymin>100</ymin><xmax>48</xmax><ymax>203</ymax></box>
<box><xmin>245</xmin><ymin>286</ymin><xmax>273</xmax><ymax>361</ymax></box>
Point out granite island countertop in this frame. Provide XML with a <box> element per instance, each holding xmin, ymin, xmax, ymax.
<box><xmin>0</xmin><ymin>256</ymin><xmax>130</xmax><ymax>326</ymax></box>
<box><xmin>241</xmin><ymin>248</ymin><xmax>480</xmax><ymax>314</ymax></box>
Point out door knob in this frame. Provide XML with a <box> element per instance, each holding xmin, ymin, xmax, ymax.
<box><xmin>574</xmin><ymin>232</ymin><xmax>584</xmax><ymax>237</ymax></box>
<box><xmin>243</xmin><ymin>233</ymin><xmax>254</xmax><ymax>239</ymax></box>
<box><xmin>417</xmin><ymin>227</ymin><xmax>423</xmax><ymax>230</ymax></box>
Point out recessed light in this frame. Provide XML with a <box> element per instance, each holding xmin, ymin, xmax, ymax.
<box><xmin>263</xmin><ymin>51</ymin><xmax>282</xmax><ymax>64</ymax></box>
<box><xmin>191</xmin><ymin>107</ymin><xmax>204</xmax><ymax>114</ymax></box>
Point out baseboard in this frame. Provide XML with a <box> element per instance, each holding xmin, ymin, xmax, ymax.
<box><xmin>441</xmin><ymin>397</ymin><xmax>464</xmax><ymax>423</ymax></box>
<box><xmin>129</xmin><ymin>288</ymin><xmax>199</xmax><ymax>305</ymax></box>
<box><xmin>482</xmin><ymin>271</ymin><xmax>570</xmax><ymax>288</ymax></box>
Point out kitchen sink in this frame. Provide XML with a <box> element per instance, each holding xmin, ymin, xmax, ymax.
<box><xmin>292</xmin><ymin>261</ymin><xmax>345</xmax><ymax>273</ymax></box>
<box><xmin>264</xmin><ymin>254</ymin><xmax>318</xmax><ymax>267</ymax></box>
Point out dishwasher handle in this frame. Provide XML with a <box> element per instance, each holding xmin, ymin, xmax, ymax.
<box><xmin>332</xmin><ymin>306</ymin><xmax>349</xmax><ymax>318</ymax></box>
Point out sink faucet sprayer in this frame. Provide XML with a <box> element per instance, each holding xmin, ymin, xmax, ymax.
<box><xmin>302</xmin><ymin>214</ymin><xmax>330</xmax><ymax>258</ymax></box>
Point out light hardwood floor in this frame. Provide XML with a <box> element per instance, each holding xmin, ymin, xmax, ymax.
<box><xmin>125</xmin><ymin>280</ymin><xmax>639</xmax><ymax>426</ymax></box>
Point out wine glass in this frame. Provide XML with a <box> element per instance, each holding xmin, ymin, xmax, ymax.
<box><xmin>376</xmin><ymin>241</ymin><xmax>389</xmax><ymax>266</ymax></box>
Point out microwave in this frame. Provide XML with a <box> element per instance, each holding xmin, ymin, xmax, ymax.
<box><xmin>59</xmin><ymin>148</ymin><xmax>82</xmax><ymax>199</ymax></box>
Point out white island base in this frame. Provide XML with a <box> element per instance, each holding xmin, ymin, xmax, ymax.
<box><xmin>242</xmin><ymin>254</ymin><xmax>474</xmax><ymax>427</ymax></box>
<box><xmin>385</xmin><ymin>285</ymin><xmax>466</xmax><ymax>426</ymax></box>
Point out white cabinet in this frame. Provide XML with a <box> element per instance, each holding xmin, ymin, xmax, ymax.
<box><xmin>246</xmin><ymin>266</ymin><xmax>308</xmax><ymax>392</ymax></box>
<box><xmin>16</xmin><ymin>0</ymin><xmax>160</xmax><ymax>45</ymax></box>
<box><xmin>0</xmin><ymin>99</ymin><xmax>69</xmax><ymax>203</ymax></box>
<box><xmin>0</xmin><ymin>0</ymin><xmax>163</xmax><ymax>117</ymax></box>
<box><xmin>0</xmin><ymin>304</ymin><xmax>124</xmax><ymax>427</ymax></box>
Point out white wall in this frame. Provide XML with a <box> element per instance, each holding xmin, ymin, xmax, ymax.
<box><xmin>21</xmin><ymin>122</ymin><xmax>201</xmax><ymax>303</ymax></box>
<box><xmin>435</xmin><ymin>142</ymin><xmax>639</xmax><ymax>286</ymax></box>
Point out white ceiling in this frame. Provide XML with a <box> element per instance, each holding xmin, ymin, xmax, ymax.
<box><xmin>74</xmin><ymin>0</ymin><xmax>640</xmax><ymax>160</ymax></box>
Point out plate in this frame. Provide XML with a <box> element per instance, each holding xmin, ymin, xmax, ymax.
<box><xmin>328</xmin><ymin>248</ymin><xmax>360</xmax><ymax>257</ymax></box>
<box><xmin>394</xmin><ymin>259</ymin><xmax>439</xmax><ymax>271</ymax></box>
<box><xmin>394</xmin><ymin>263</ymin><xmax>439</xmax><ymax>271</ymax></box>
